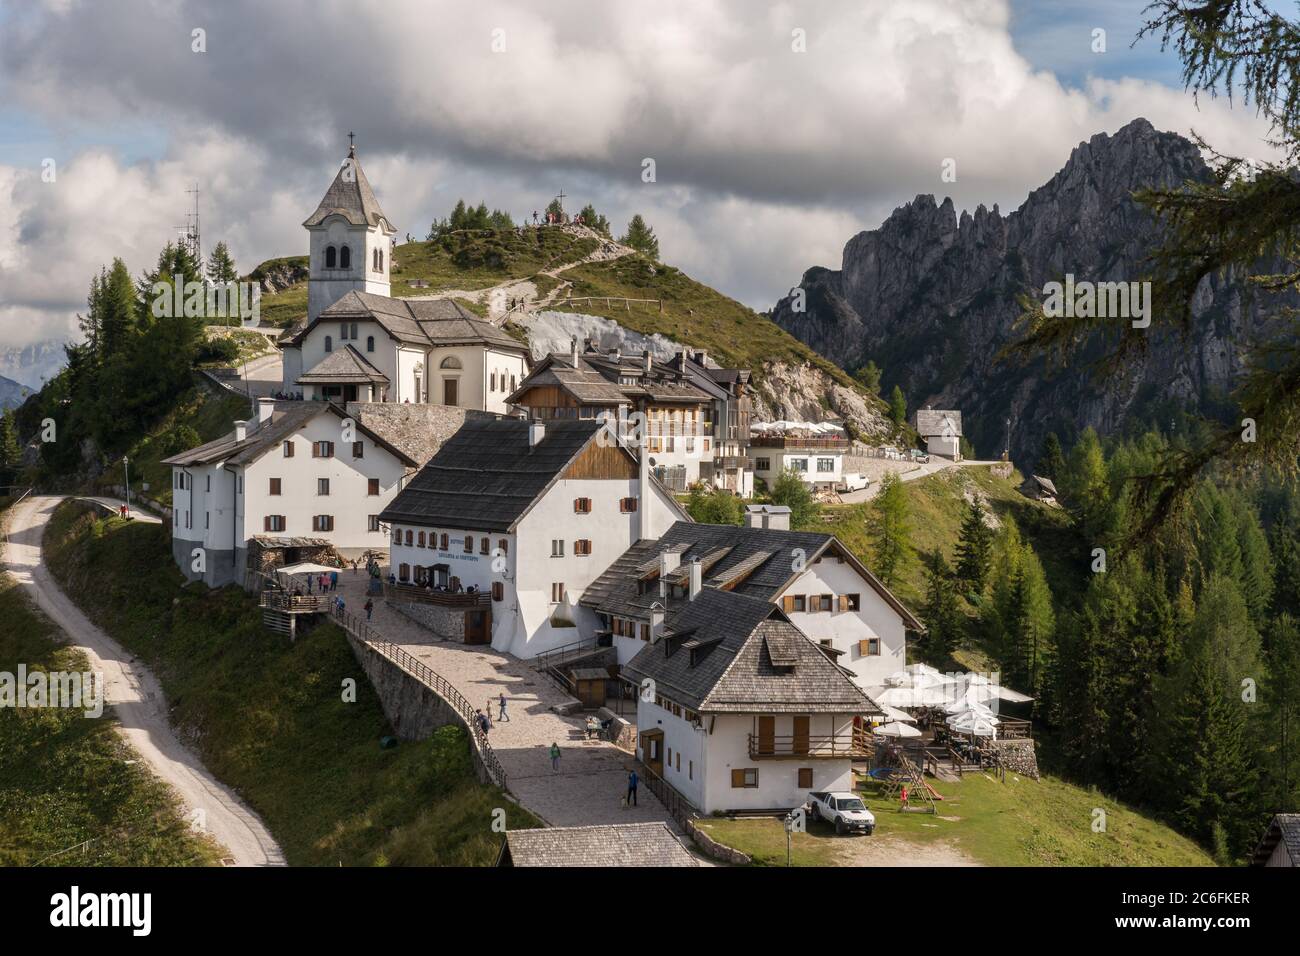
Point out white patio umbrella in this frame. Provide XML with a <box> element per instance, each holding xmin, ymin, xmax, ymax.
<box><xmin>943</xmin><ymin>688</ymin><xmax>996</xmax><ymax>716</ymax></box>
<box><xmin>947</xmin><ymin>711</ymin><xmax>999</xmax><ymax>737</ymax></box>
<box><xmin>873</xmin><ymin>720</ymin><xmax>922</xmax><ymax>739</ymax></box>
<box><xmin>873</xmin><ymin>685</ymin><xmax>950</xmax><ymax>708</ymax></box>
<box><xmin>278</xmin><ymin>561</ymin><xmax>340</xmax><ymax>576</ymax></box>
<box><xmin>958</xmin><ymin>673</ymin><xmax>1035</xmax><ymax>704</ymax></box>
<box><xmin>879</xmin><ymin>704</ymin><xmax>917</xmax><ymax>723</ymax></box>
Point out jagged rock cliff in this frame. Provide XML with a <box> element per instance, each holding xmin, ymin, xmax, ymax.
<box><xmin>771</xmin><ymin>117</ymin><xmax>1265</xmax><ymax>462</ymax></box>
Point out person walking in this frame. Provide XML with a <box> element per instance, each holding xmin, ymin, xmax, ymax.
<box><xmin>330</xmin><ymin>570</ymin><xmax>339</xmax><ymax>592</ymax></box>
<box><xmin>626</xmin><ymin>769</ymin><xmax>638</xmax><ymax>807</ymax></box>
<box><xmin>497</xmin><ymin>693</ymin><xmax>509</xmax><ymax>722</ymax></box>
<box><xmin>364</xmin><ymin>597</ymin><xmax>374</xmax><ymax>621</ymax></box>
<box><xmin>549</xmin><ymin>742</ymin><xmax>561</xmax><ymax>772</ymax></box>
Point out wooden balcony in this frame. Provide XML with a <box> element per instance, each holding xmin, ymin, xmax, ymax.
<box><xmin>749</xmin><ymin>435</ymin><xmax>848</xmax><ymax>450</ymax></box>
<box><xmin>385</xmin><ymin>582</ymin><xmax>491</xmax><ymax>608</ymax></box>
<box><xmin>259</xmin><ymin>592</ymin><xmax>332</xmax><ymax>613</ymax></box>
<box><xmin>748</xmin><ymin>733</ymin><xmax>870</xmax><ymax>760</ymax></box>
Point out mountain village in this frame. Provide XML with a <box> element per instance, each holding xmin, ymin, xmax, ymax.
<box><xmin>142</xmin><ymin>145</ymin><xmax>1058</xmax><ymax>864</ymax></box>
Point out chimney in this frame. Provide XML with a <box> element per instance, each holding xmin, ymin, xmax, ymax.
<box><xmin>642</xmin><ymin>349</ymin><xmax>652</xmax><ymax>372</ymax></box>
<box><xmin>529</xmin><ymin>421</ymin><xmax>546</xmax><ymax>448</ymax></box>
<box><xmin>570</xmin><ymin>337</ymin><xmax>580</xmax><ymax>364</ymax></box>
<box><xmin>659</xmin><ymin>548</ymin><xmax>681</xmax><ymax>578</ymax></box>
<box><xmin>694</xmin><ymin>350</ymin><xmax>708</xmax><ymax>367</ymax></box>
<box><xmin>638</xmin><ymin>446</ymin><xmax>651</xmax><ymax>540</ymax></box>
<box><xmin>765</xmin><ymin>506</ymin><xmax>791</xmax><ymax>531</ymax></box>
<box><xmin>689</xmin><ymin>558</ymin><xmax>702</xmax><ymax>600</ymax></box>
<box><xmin>256</xmin><ymin>397</ymin><xmax>275</xmax><ymax>424</ymax></box>
<box><xmin>233</xmin><ymin>420</ymin><xmax>249</xmax><ymax>441</ymax></box>
<box><xmin>609</xmin><ymin>346</ymin><xmax>621</xmax><ymax>362</ymax></box>
<box><xmin>650</xmin><ymin>605</ymin><xmax>666</xmax><ymax>644</ymax></box>
<box><xmin>676</xmin><ymin>351</ymin><xmax>687</xmax><ymax>373</ymax></box>
<box><xmin>744</xmin><ymin>506</ymin><xmax>761</xmax><ymax>529</ymax></box>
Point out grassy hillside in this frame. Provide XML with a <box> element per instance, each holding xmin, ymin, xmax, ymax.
<box><xmin>44</xmin><ymin>502</ymin><xmax>541</xmax><ymax>865</ymax></box>
<box><xmin>698</xmin><ymin>771</ymin><xmax>1214</xmax><ymax>867</ymax></box>
<box><xmin>817</xmin><ymin>465</ymin><xmax>1074</xmax><ymax>611</ymax></box>
<box><xmin>247</xmin><ymin>229</ymin><xmax>893</xmax><ymax>423</ymax></box>
<box><xmin>0</xmin><ymin>563</ymin><xmax>220</xmax><ymax>866</ymax></box>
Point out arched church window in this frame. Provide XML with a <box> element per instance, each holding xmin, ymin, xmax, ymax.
<box><xmin>366</xmin><ymin>335</ymin><xmax>375</xmax><ymax>353</ymax></box>
<box><xmin>340</xmin><ymin>245</ymin><xmax>351</xmax><ymax>269</ymax></box>
<box><xmin>324</xmin><ymin>335</ymin><xmax>333</xmax><ymax>353</ymax></box>
<box><xmin>439</xmin><ymin>356</ymin><xmax>462</xmax><ymax>370</ymax></box>
<box><xmin>350</xmin><ymin>322</ymin><xmax>358</xmax><ymax>340</ymax></box>
<box><xmin>325</xmin><ymin>246</ymin><xmax>337</xmax><ymax>268</ymax></box>
<box><xmin>379</xmin><ymin>249</ymin><xmax>384</xmax><ymax>271</ymax></box>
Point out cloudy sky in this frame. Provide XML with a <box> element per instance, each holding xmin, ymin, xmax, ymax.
<box><xmin>0</xmin><ymin>0</ymin><xmax>1279</xmax><ymax>350</ymax></box>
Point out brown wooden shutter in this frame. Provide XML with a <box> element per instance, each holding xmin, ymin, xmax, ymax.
<box><xmin>731</xmin><ymin>769</ymin><xmax>746</xmax><ymax>788</ymax></box>
<box><xmin>782</xmin><ymin>595</ymin><xmax>796</xmax><ymax>613</ymax></box>
<box><xmin>838</xmin><ymin>594</ymin><xmax>848</xmax><ymax>611</ymax></box>
<box><xmin>798</xmin><ymin>768</ymin><xmax>813</xmax><ymax>789</ymax></box>
<box><xmin>263</xmin><ymin>516</ymin><xmax>270</xmax><ymax>532</ymax></box>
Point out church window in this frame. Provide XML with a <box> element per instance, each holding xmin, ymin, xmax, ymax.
<box><xmin>325</xmin><ymin>245</ymin><xmax>336</xmax><ymax>268</ymax></box>
<box><xmin>340</xmin><ymin>245</ymin><xmax>351</xmax><ymax>269</ymax></box>
<box><xmin>351</xmin><ymin>322</ymin><xmax>358</xmax><ymax>340</ymax></box>
<box><xmin>366</xmin><ymin>335</ymin><xmax>375</xmax><ymax>353</ymax></box>
<box><xmin>439</xmin><ymin>356</ymin><xmax>462</xmax><ymax>370</ymax></box>
<box><xmin>379</xmin><ymin>249</ymin><xmax>384</xmax><ymax>271</ymax></box>
<box><xmin>324</xmin><ymin>335</ymin><xmax>333</xmax><ymax>352</ymax></box>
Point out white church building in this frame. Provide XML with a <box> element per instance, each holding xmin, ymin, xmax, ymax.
<box><xmin>279</xmin><ymin>144</ymin><xmax>529</xmax><ymax>413</ymax></box>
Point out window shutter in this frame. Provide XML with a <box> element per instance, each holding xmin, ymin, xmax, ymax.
<box><xmin>857</xmin><ymin>639</ymin><xmax>871</xmax><ymax>656</ymax></box>
<box><xmin>264</xmin><ymin>516</ymin><xmax>270</xmax><ymax>532</ymax></box>
<box><xmin>798</xmin><ymin>768</ymin><xmax>813</xmax><ymax>788</ymax></box>
<box><xmin>838</xmin><ymin>594</ymin><xmax>848</xmax><ymax>612</ymax></box>
<box><xmin>731</xmin><ymin>769</ymin><xmax>745</xmax><ymax>788</ymax></box>
<box><xmin>782</xmin><ymin>595</ymin><xmax>796</xmax><ymax>613</ymax></box>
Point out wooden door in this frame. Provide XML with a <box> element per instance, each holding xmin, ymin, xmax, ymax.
<box><xmin>643</xmin><ymin>730</ymin><xmax>664</xmax><ymax>775</ymax></box>
<box><xmin>463</xmin><ymin>609</ymin><xmax>490</xmax><ymax>645</ymax></box>
<box><xmin>443</xmin><ymin>378</ymin><xmax>458</xmax><ymax>406</ymax></box>
<box><xmin>792</xmin><ymin>715</ymin><xmax>810</xmax><ymax>755</ymax></box>
<box><xmin>757</xmin><ymin>715</ymin><xmax>775</xmax><ymax>756</ymax></box>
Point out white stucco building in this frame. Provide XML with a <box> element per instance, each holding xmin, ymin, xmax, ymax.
<box><xmin>750</xmin><ymin>426</ymin><xmax>849</xmax><ymax>492</ymax></box>
<box><xmin>582</xmin><ymin>520</ymin><xmax>922</xmax><ymax>691</ymax></box>
<box><xmin>618</xmin><ymin>587</ymin><xmax>879</xmax><ymax>814</ymax></box>
<box><xmin>280</xmin><ymin>144</ymin><xmax>529</xmax><ymax>411</ymax></box>
<box><xmin>163</xmin><ymin>399</ymin><xmax>418</xmax><ymax>587</ymax></box>
<box><xmin>915</xmin><ymin>408</ymin><xmax>963</xmax><ymax>460</ymax></box>
<box><xmin>381</xmin><ymin>417</ymin><xmax>687</xmax><ymax>657</ymax></box>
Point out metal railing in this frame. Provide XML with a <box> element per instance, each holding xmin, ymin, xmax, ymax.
<box><xmin>532</xmin><ymin>635</ymin><xmax>602</xmax><ymax>672</ymax></box>
<box><xmin>750</xmin><ymin>435</ymin><xmax>850</xmax><ymax>450</ymax></box>
<box><xmin>635</xmin><ymin>759</ymin><xmax>698</xmax><ymax>829</ymax></box>
<box><xmin>748</xmin><ymin>734</ymin><xmax>871</xmax><ymax>759</ymax></box>
<box><xmin>333</xmin><ymin>609</ymin><xmax>508</xmax><ymax>792</ymax></box>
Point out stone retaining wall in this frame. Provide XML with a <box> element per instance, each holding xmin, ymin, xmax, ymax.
<box><xmin>686</xmin><ymin>820</ymin><xmax>752</xmax><ymax>865</ymax></box>
<box><xmin>390</xmin><ymin>600</ymin><xmax>464</xmax><ymax>639</ymax></box>
<box><xmin>990</xmin><ymin>737</ymin><xmax>1040</xmax><ymax>779</ymax></box>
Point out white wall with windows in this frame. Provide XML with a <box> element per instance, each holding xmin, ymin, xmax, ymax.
<box><xmin>752</xmin><ymin>448</ymin><xmax>843</xmax><ymax>490</ymax></box>
<box><xmin>776</xmin><ymin>554</ymin><xmax>907</xmax><ymax>689</ymax></box>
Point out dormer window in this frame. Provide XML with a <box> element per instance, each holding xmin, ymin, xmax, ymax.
<box><xmin>325</xmin><ymin>245</ymin><xmax>337</xmax><ymax>268</ymax></box>
<box><xmin>340</xmin><ymin>245</ymin><xmax>351</xmax><ymax>269</ymax></box>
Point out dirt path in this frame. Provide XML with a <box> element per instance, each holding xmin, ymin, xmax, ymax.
<box><xmin>835</xmin><ymin>834</ymin><xmax>981</xmax><ymax>866</ymax></box>
<box><xmin>2</xmin><ymin>495</ymin><xmax>286</xmax><ymax>867</ymax></box>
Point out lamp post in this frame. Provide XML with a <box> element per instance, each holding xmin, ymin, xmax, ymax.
<box><xmin>122</xmin><ymin>456</ymin><xmax>131</xmax><ymax>517</ymax></box>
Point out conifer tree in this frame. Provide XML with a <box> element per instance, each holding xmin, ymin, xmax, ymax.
<box><xmin>919</xmin><ymin>547</ymin><xmax>962</xmax><ymax>660</ymax></box>
<box><xmin>620</xmin><ymin>214</ymin><xmax>659</xmax><ymax>260</ymax></box>
<box><xmin>887</xmin><ymin>385</ymin><xmax>907</xmax><ymax>426</ymax></box>
<box><xmin>953</xmin><ymin>498</ymin><xmax>994</xmax><ymax>595</ymax></box>
<box><xmin>206</xmin><ymin>241</ymin><xmax>238</xmax><ymax>284</ymax></box>
<box><xmin>1039</xmin><ymin>431</ymin><xmax>1066</xmax><ymax>480</ymax></box>
<box><xmin>867</xmin><ymin>472</ymin><xmax>911</xmax><ymax>587</ymax></box>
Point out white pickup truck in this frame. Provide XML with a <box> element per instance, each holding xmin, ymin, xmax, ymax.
<box><xmin>807</xmin><ymin>790</ymin><xmax>876</xmax><ymax>835</ymax></box>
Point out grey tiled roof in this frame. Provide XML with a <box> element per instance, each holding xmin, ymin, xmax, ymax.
<box><xmin>304</xmin><ymin>291</ymin><xmax>528</xmax><ymax>354</ymax></box>
<box><xmin>295</xmin><ymin>345</ymin><xmax>390</xmax><ymax>384</ymax></box>
<box><xmin>621</xmin><ymin>590</ymin><xmax>878</xmax><ymax>715</ymax></box>
<box><xmin>581</xmin><ymin>521</ymin><xmax>924</xmax><ymax>632</ymax></box>
<box><xmin>915</xmin><ymin>409</ymin><xmax>962</xmax><ymax>437</ymax></box>
<box><xmin>378</xmin><ymin>418</ymin><xmax>612</xmax><ymax>532</ymax></box>
<box><xmin>161</xmin><ymin>401</ymin><xmax>417</xmax><ymax>468</ymax></box>
<box><xmin>1252</xmin><ymin>813</ymin><xmax>1300</xmax><ymax>865</ymax></box>
<box><xmin>498</xmin><ymin>823</ymin><xmax>699</xmax><ymax>867</ymax></box>
<box><xmin>302</xmin><ymin>150</ymin><xmax>392</xmax><ymax>230</ymax></box>
<box><xmin>506</xmin><ymin>349</ymin><xmax>713</xmax><ymax>408</ymax></box>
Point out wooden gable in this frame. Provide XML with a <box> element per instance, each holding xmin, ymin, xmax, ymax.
<box><xmin>562</xmin><ymin>441</ymin><xmax>637</xmax><ymax>480</ymax></box>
